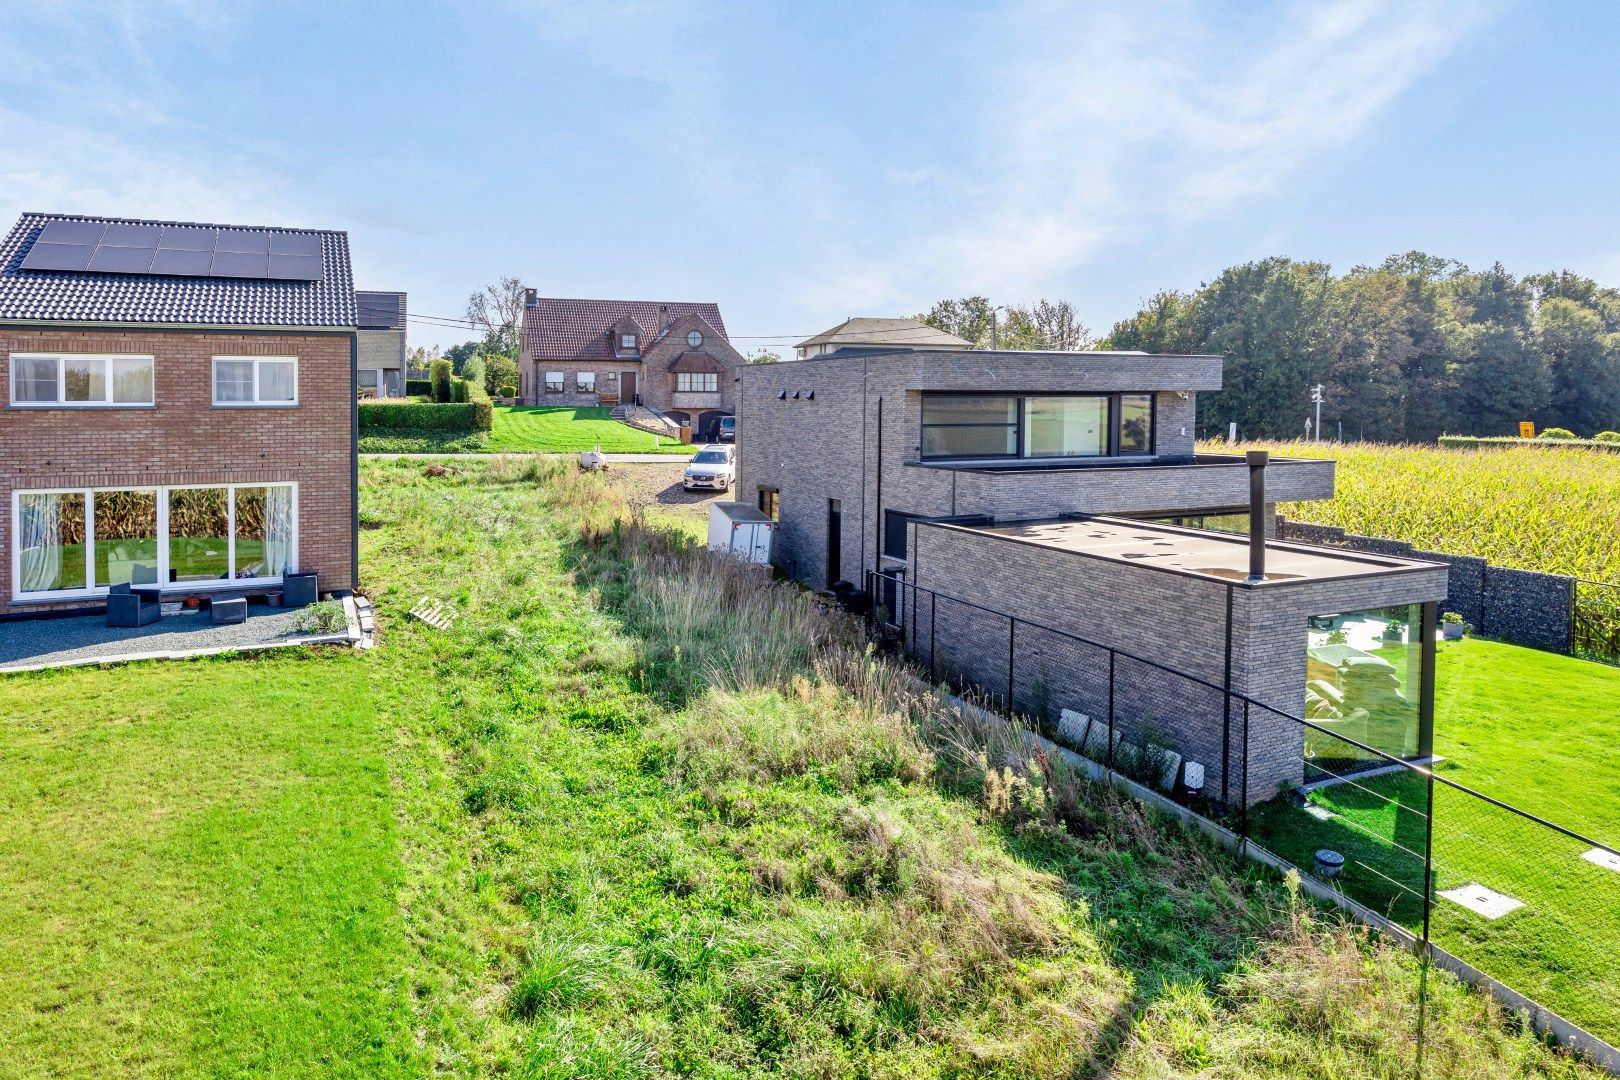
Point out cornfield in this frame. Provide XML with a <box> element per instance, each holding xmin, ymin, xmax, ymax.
<box><xmin>1230</xmin><ymin>440</ymin><xmax>1620</xmax><ymax>657</ymax></box>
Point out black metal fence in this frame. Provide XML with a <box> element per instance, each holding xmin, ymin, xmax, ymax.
<box><xmin>1575</xmin><ymin>578</ymin><xmax>1620</xmax><ymax>664</ymax></box>
<box><xmin>868</xmin><ymin>571</ymin><xmax>1620</xmax><ymax>1064</ymax></box>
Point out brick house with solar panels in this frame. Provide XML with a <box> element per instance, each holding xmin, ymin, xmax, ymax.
<box><xmin>518</xmin><ymin>289</ymin><xmax>743</xmax><ymax>439</ymax></box>
<box><xmin>0</xmin><ymin>211</ymin><xmax>360</xmax><ymax>613</ymax></box>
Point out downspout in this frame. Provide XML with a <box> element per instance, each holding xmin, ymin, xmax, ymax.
<box><xmin>873</xmin><ymin>396</ymin><xmax>883</xmax><ymax>581</ymax></box>
<box><xmin>350</xmin><ymin>331</ymin><xmax>360</xmax><ymax>591</ymax></box>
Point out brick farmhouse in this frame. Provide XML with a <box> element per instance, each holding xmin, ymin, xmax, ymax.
<box><xmin>0</xmin><ymin>212</ymin><xmax>361</xmax><ymax>612</ymax></box>
<box><xmin>518</xmin><ymin>290</ymin><xmax>742</xmax><ymax>440</ymax></box>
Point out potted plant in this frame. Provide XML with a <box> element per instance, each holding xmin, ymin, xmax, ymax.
<box><xmin>1441</xmin><ymin>611</ymin><xmax>1467</xmax><ymax>640</ymax></box>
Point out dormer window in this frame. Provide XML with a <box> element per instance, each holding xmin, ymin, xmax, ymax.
<box><xmin>687</xmin><ymin>331</ymin><xmax>703</xmax><ymax>347</ymax></box>
<box><xmin>621</xmin><ymin>333</ymin><xmax>638</xmax><ymax>350</ymax></box>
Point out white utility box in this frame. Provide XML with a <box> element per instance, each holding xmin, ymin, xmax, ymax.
<box><xmin>707</xmin><ymin>502</ymin><xmax>775</xmax><ymax>564</ymax></box>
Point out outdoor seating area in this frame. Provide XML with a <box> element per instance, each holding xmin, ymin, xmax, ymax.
<box><xmin>0</xmin><ymin>598</ymin><xmax>356</xmax><ymax>673</ymax></box>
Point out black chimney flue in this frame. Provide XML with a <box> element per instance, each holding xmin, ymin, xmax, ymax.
<box><xmin>1247</xmin><ymin>450</ymin><xmax>1269</xmax><ymax>582</ymax></box>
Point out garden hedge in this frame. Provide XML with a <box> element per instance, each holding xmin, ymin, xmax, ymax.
<box><xmin>359</xmin><ymin>400</ymin><xmax>482</xmax><ymax>432</ymax></box>
<box><xmin>464</xmin><ymin>378</ymin><xmax>493</xmax><ymax>430</ymax></box>
<box><xmin>406</xmin><ymin>379</ymin><xmax>432</xmax><ymax>397</ymax></box>
<box><xmin>1438</xmin><ymin>434</ymin><xmax>1620</xmax><ymax>453</ymax></box>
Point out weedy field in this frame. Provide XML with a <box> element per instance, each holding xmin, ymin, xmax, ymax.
<box><xmin>0</xmin><ymin>457</ymin><xmax>1605</xmax><ymax>1077</ymax></box>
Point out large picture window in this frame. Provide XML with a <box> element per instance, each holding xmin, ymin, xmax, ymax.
<box><xmin>676</xmin><ymin>372</ymin><xmax>718</xmax><ymax>393</ymax></box>
<box><xmin>577</xmin><ymin>371</ymin><xmax>597</xmax><ymax>393</ymax></box>
<box><xmin>12</xmin><ymin>484</ymin><xmax>296</xmax><ymax>598</ymax></box>
<box><xmin>544</xmin><ymin>371</ymin><xmax>564</xmax><ymax>393</ymax></box>
<box><xmin>213</xmin><ymin>357</ymin><xmax>297</xmax><ymax>405</ymax></box>
<box><xmin>920</xmin><ymin>393</ymin><xmax>1155</xmax><ymax>460</ymax></box>
<box><xmin>10</xmin><ymin>353</ymin><xmax>154</xmax><ymax>406</ymax></box>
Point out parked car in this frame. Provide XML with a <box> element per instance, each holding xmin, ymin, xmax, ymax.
<box><xmin>684</xmin><ymin>445</ymin><xmax>736</xmax><ymax>492</ymax></box>
<box><xmin>717</xmin><ymin>416</ymin><xmax>736</xmax><ymax>443</ymax></box>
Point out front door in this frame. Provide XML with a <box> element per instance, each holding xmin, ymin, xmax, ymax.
<box><xmin>621</xmin><ymin>370</ymin><xmax>638</xmax><ymax>406</ymax></box>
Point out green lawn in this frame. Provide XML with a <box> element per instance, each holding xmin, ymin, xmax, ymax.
<box><xmin>1251</xmin><ymin>637</ymin><xmax>1620</xmax><ymax>1043</ymax></box>
<box><xmin>0</xmin><ymin>655</ymin><xmax>419</xmax><ymax>1077</ymax></box>
<box><xmin>483</xmin><ymin>405</ymin><xmax>693</xmax><ymax>454</ymax></box>
<box><xmin>0</xmin><ymin>461</ymin><xmax>1598</xmax><ymax>1077</ymax></box>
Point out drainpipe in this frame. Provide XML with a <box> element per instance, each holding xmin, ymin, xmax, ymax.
<box><xmin>1247</xmin><ymin>450</ymin><xmax>1268</xmax><ymax>583</ymax></box>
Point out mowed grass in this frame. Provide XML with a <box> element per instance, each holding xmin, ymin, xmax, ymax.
<box><xmin>0</xmin><ymin>655</ymin><xmax>419</xmax><ymax>1077</ymax></box>
<box><xmin>1250</xmin><ymin>637</ymin><xmax>1620</xmax><ymax>1043</ymax></box>
<box><xmin>484</xmin><ymin>406</ymin><xmax>694</xmax><ymax>454</ymax></box>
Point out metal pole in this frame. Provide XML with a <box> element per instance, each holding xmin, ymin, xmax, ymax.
<box><xmin>928</xmin><ymin>590</ymin><xmax>937</xmax><ymax>683</ymax></box>
<box><xmin>1221</xmin><ymin>585</ymin><xmax>1234</xmax><ymax>808</ymax></box>
<box><xmin>1006</xmin><ymin>616</ymin><xmax>1016</xmax><ymax>715</ymax></box>
<box><xmin>1240</xmin><ymin>699</ymin><xmax>1251</xmax><ymax>840</ymax></box>
<box><xmin>1107</xmin><ymin>651</ymin><xmax>1116</xmax><ymax>771</ymax></box>
<box><xmin>1417</xmin><ymin>765</ymin><xmax>1437</xmax><ymax>1078</ymax></box>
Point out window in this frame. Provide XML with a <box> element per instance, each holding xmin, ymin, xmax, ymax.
<box><xmin>1119</xmin><ymin>393</ymin><xmax>1154</xmax><ymax>453</ymax></box>
<box><xmin>921</xmin><ymin>395</ymin><xmax>1019</xmax><ymax>458</ymax></box>
<box><xmin>10</xmin><ymin>354</ymin><xmax>154</xmax><ymax>406</ymax></box>
<box><xmin>1025</xmin><ymin>396</ymin><xmax>1107</xmax><ymax>457</ymax></box>
<box><xmin>357</xmin><ymin>369</ymin><xmax>380</xmax><ymax>398</ymax></box>
<box><xmin>687</xmin><ymin>330</ymin><xmax>703</xmax><ymax>347</ymax></box>
<box><xmin>758</xmin><ymin>487</ymin><xmax>779</xmax><ymax>521</ymax></box>
<box><xmin>577</xmin><ymin>371</ymin><xmax>597</xmax><ymax>393</ymax></box>
<box><xmin>544</xmin><ymin>371</ymin><xmax>565</xmax><ymax>393</ymax></box>
<box><xmin>213</xmin><ymin>356</ymin><xmax>297</xmax><ymax>405</ymax></box>
<box><xmin>677</xmin><ymin>372</ymin><xmax>718</xmax><ymax>393</ymax></box>
<box><xmin>12</xmin><ymin>483</ymin><xmax>295</xmax><ymax>598</ymax></box>
<box><xmin>919</xmin><ymin>392</ymin><xmax>1158</xmax><ymax>460</ymax></box>
<box><xmin>621</xmin><ymin>333</ymin><xmax>638</xmax><ymax>349</ymax></box>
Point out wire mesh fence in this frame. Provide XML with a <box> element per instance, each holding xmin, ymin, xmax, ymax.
<box><xmin>870</xmin><ymin>571</ymin><xmax>1620</xmax><ymax>1059</ymax></box>
<box><xmin>1575</xmin><ymin>578</ymin><xmax>1620</xmax><ymax>664</ymax></box>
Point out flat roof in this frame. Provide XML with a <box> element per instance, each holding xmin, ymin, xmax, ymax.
<box><xmin>966</xmin><ymin>516</ymin><xmax>1442</xmax><ymax>586</ymax></box>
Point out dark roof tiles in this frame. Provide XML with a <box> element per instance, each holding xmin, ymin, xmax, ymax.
<box><xmin>524</xmin><ymin>297</ymin><xmax>727</xmax><ymax>360</ymax></box>
<box><xmin>0</xmin><ymin>212</ymin><xmax>356</xmax><ymax>328</ymax></box>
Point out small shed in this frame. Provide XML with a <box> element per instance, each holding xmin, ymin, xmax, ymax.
<box><xmin>707</xmin><ymin>503</ymin><xmax>775</xmax><ymax>564</ymax></box>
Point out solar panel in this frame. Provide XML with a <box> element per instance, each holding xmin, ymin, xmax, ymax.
<box><xmin>19</xmin><ymin>221</ymin><xmax>324</xmax><ymax>281</ymax></box>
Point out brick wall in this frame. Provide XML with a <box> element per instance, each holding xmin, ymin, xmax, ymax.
<box><xmin>0</xmin><ymin>328</ymin><xmax>356</xmax><ymax>608</ymax></box>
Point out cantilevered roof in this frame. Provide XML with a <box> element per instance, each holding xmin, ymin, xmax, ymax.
<box><xmin>795</xmin><ymin>316</ymin><xmax>971</xmax><ymax>351</ymax></box>
<box><xmin>0</xmin><ymin>212</ymin><xmax>356</xmax><ymax>328</ymax></box>
<box><xmin>972</xmin><ymin>517</ymin><xmax>1442</xmax><ymax>586</ymax></box>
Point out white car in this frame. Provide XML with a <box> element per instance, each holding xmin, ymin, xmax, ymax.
<box><xmin>683</xmin><ymin>445</ymin><xmax>735</xmax><ymax>492</ymax></box>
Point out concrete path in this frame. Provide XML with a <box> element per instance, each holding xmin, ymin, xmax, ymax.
<box><xmin>361</xmin><ymin>451</ymin><xmax>694</xmax><ymax>462</ymax></box>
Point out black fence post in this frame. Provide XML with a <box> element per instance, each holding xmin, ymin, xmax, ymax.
<box><xmin>1106</xmin><ymin>650</ymin><xmax>1116</xmax><ymax>772</ymax></box>
<box><xmin>1221</xmin><ymin>584</ymin><xmax>1234</xmax><ymax>808</ymax></box>
<box><xmin>928</xmin><ymin>590</ymin><xmax>937</xmax><ymax>683</ymax></box>
<box><xmin>1006</xmin><ymin>616</ymin><xmax>1016</xmax><ymax>716</ymax></box>
<box><xmin>1416</xmin><ymin>765</ymin><xmax>1436</xmax><ymax>1078</ymax></box>
<box><xmin>1240</xmin><ymin>699</ymin><xmax>1251</xmax><ymax>840</ymax></box>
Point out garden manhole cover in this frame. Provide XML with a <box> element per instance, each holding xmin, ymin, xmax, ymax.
<box><xmin>1438</xmin><ymin>884</ymin><xmax>1522</xmax><ymax>920</ymax></box>
<box><xmin>1581</xmin><ymin>848</ymin><xmax>1620</xmax><ymax>874</ymax></box>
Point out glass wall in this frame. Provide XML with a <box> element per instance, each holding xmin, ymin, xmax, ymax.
<box><xmin>920</xmin><ymin>395</ymin><xmax>1019</xmax><ymax>457</ymax></box>
<box><xmin>1119</xmin><ymin>394</ymin><xmax>1153</xmax><ymax>453</ymax></box>
<box><xmin>1025</xmin><ymin>396</ymin><xmax>1107</xmax><ymax>457</ymax></box>
<box><xmin>1304</xmin><ymin>602</ymin><xmax>1427</xmax><ymax>773</ymax></box>
<box><xmin>93</xmin><ymin>490</ymin><xmax>159</xmax><ymax>588</ymax></box>
<box><xmin>12</xmin><ymin>484</ymin><xmax>295</xmax><ymax>596</ymax></box>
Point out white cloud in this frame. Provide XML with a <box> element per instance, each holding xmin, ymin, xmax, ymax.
<box><xmin>799</xmin><ymin>0</ymin><xmax>1505</xmax><ymax>313</ymax></box>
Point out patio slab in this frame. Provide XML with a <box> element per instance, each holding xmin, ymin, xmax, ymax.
<box><xmin>0</xmin><ymin>603</ymin><xmax>356</xmax><ymax>673</ymax></box>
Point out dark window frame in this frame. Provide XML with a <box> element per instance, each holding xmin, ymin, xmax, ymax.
<box><xmin>919</xmin><ymin>391</ymin><xmax>1156</xmax><ymax>461</ymax></box>
<box><xmin>758</xmin><ymin>486</ymin><xmax>779</xmax><ymax>521</ymax></box>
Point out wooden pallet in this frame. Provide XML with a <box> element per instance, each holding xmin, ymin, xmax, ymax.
<box><xmin>409</xmin><ymin>597</ymin><xmax>457</xmax><ymax>630</ymax></box>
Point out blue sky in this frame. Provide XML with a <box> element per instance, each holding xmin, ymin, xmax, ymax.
<box><xmin>2</xmin><ymin>1</ymin><xmax>1617</xmax><ymax>353</ymax></box>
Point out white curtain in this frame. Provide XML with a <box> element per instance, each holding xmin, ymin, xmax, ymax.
<box><xmin>18</xmin><ymin>493</ymin><xmax>62</xmax><ymax>593</ymax></box>
<box><xmin>262</xmin><ymin>486</ymin><xmax>294</xmax><ymax>577</ymax></box>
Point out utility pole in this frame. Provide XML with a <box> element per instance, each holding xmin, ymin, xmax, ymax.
<box><xmin>1310</xmin><ymin>384</ymin><xmax>1325</xmax><ymax>443</ymax></box>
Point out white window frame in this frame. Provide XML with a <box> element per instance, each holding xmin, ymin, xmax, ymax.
<box><xmin>543</xmin><ymin>371</ymin><xmax>565</xmax><ymax>393</ymax></box>
<box><xmin>11</xmin><ymin>482</ymin><xmax>299</xmax><ymax>601</ymax></box>
<box><xmin>212</xmin><ymin>356</ymin><xmax>298</xmax><ymax>407</ymax></box>
<box><xmin>677</xmin><ymin>372</ymin><xmax>718</xmax><ymax>393</ymax></box>
<box><xmin>620</xmin><ymin>334</ymin><xmax>637</xmax><ymax>349</ymax></box>
<box><xmin>9</xmin><ymin>352</ymin><xmax>155</xmax><ymax>407</ymax></box>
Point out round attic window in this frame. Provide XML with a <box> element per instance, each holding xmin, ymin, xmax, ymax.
<box><xmin>687</xmin><ymin>331</ymin><xmax>703</xmax><ymax>347</ymax></box>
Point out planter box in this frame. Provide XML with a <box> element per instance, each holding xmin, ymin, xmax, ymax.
<box><xmin>284</xmin><ymin>572</ymin><xmax>319</xmax><ymax>608</ymax></box>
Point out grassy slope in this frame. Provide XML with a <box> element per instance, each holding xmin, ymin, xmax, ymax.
<box><xmin>483</xmin><ymin>406</ymin><xmax>694</xmax><ymax>454</ymax></box>
<box><xmin>1250</xmin><ymin>637</ymin><xmax>1620</xmax><ymax>1042</ymax></box>
<box><xmin>0</xmin><ymin>458</ymin><xmax>1601</xmax><ymax>1076</ymax></box>
<box><xmin>0</xmin><ymin>655</ymin><xmax>419</xmax><ymax>1077</ymax></box>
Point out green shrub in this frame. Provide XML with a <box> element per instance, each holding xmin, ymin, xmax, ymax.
<box><xmin>499</xmin><ymin>384</ymin><xmax>517</xmax><ymax>398</ymax></box>
<box><xmin>1595</xmin><ymin>431</ymin><xmax>1620</xmax><ymax>444</ymax></box>
<box><xmin>1437</xmin><ymin>434</ymin><xmax>1620</xmax><ymax>453</ymax></box>
<box><xmin>1537</xmin><ymin>427</ymin><xmax>1577</xmax><ymax>440</ymax></box>
<box><xmin>462</xmin><ymin>355</ymin><xmax>486</xmax><ymax>394</ymax></box>
<box><xmin>465</xmin><ymin>378</ymin><xmax>493</xmax><ymax>431</ymax></box>
<box><xmin>451</xmin><ymin>377</ymin><xmax>468</xmax><ymax>404</ymax></box>
<box><xmin>293</xmin><ymin>599</ymin><xmax>348</xmax><ymax>635</ymax></box>
<box><xmin>358</xmin><ymin>429</ymin><xmax>488</xmax><ymax>453</ymax></box>
<box><xmin>359</xmin><ymin>400</ymin><xmax>481</xmax><ymax>431</ymax></box>
<box><xmin>484</xmin><ymin>354</ymin><xmax>519</xmax><ymax>396</ymax></box>
<box><xmin>406</xmin><ymin>378</ymin><xmax>432</xmax><ymax>397</ymax></box>
<box><xmin>430</xmin><ymin>358</ymin><xmax>452</xmax><ymax>403</ymax></box>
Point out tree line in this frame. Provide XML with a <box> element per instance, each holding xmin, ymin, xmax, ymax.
<box><xmin>1102</xmin><ymin>254</ymin><xmax>1620</xmax><ymax>442</ymax></box>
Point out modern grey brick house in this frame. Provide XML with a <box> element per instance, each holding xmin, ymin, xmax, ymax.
<box><xmin>737</xmin><ymin>346</ymin><xmax>1447</xmax><ymax>805</ymax></box>
<box><xmin>356</xmin><ymin>290</ymin><xmax>406</xmax><ymax>398</ymax></box>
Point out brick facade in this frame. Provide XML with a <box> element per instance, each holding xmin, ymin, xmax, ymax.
<box><xmin>0</xmin><ymin>327</ymin><xmax>356</xmax><ymax>609</ymax></box>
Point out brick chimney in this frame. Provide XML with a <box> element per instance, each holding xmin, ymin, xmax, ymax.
<box><xmin>524</xmin><ymin>288</ymin><xmax>537</xmax><ymax>308</ymax></box>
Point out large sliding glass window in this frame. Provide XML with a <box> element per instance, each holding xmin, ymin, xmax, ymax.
<box><xmin>921</xmin><ymin>395</ymin><xmax>1020</xmax><ymax>458</ymax></box>
<box><xmin>920</xmin><ymin>392</ymin><xmax>1156</xmax><ymax>460</ymax></box>
<box><xmin>1025</xmin><ymin>396</ymin><xmax>1108</xmax><ymax>457</ymax></box>
<box><xmin>12</xmin><ymin>484</ymin><xmax>296</xmax><ymax>597</ymax></box>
